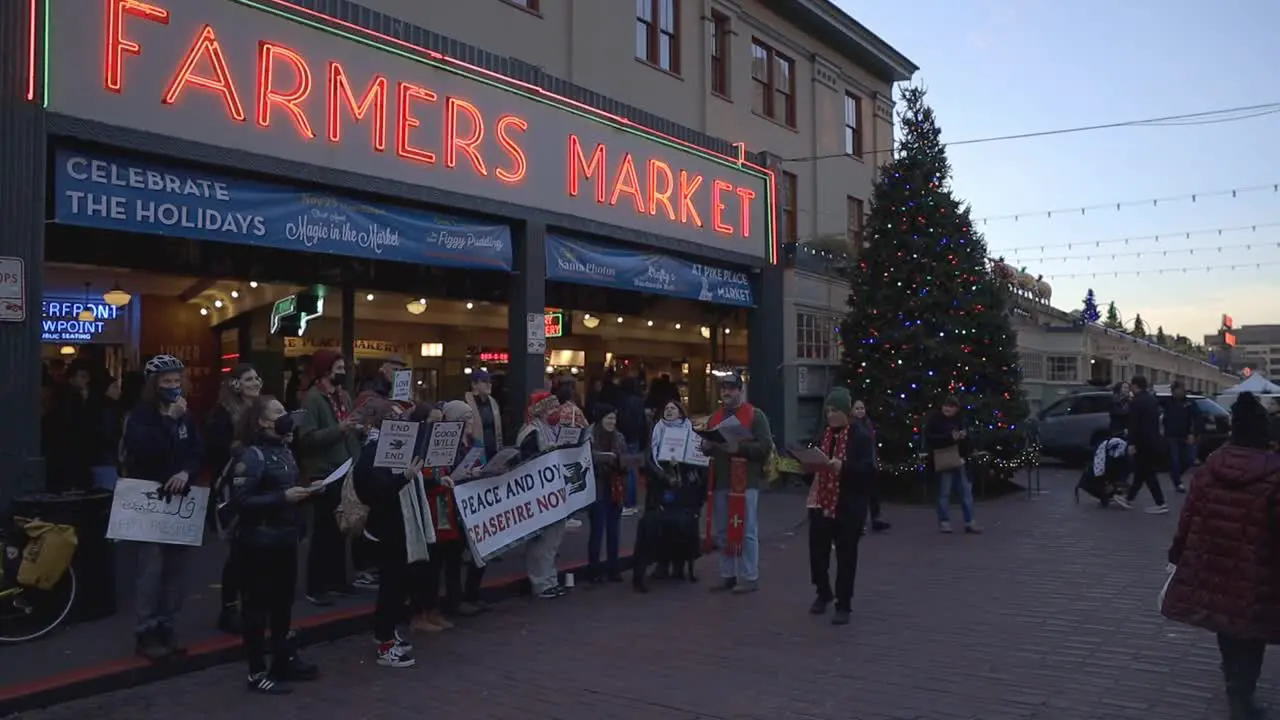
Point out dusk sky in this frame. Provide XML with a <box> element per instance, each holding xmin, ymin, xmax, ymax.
<box><xmin>837</xmin><ymin>0</ymin><xmax>1280</xmax><ymax>341</ymax></box>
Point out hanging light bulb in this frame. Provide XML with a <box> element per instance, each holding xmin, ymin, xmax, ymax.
<box><xmin>102</xmin><ymin>280</ymin><xmax>131</xmax><ymax>307</ymax></box>
<box><xmin>199</xmin><ymin>307</ymin><xmax>209</xmax><ymax>316</ymax></box>
<box><xmin>405</xmin><ymin>298</ymin><xmax>428</xmax><ymax>315</ymax></box>
<box><xmin>700</xmin><ymin>326</ymin><xmax>711</xmax><ymax>339</ymax></box>
<box><xmin>249</xmin><ymin>281</ymin><xmax>259</xmax><ymax>288</ymax></box>
<box><xmin>582</xmin><ymin>314</ymin><xmax>600</xmax><ymax>329</ymax></box>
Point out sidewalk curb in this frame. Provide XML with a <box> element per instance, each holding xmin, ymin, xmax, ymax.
<box><xmin>0</xmin><ymin>556</ymin><xmax>631</xmax><ymax>718</ymax></box>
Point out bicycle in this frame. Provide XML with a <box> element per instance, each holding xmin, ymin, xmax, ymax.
<box><xmin>0</xmin><ymin>519</ymin><xmax>78</xmax><ymax>643</ymax></box>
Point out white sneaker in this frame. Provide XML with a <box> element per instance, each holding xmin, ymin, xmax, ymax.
<box><xmin>565</xmin><ymin>518</ymin><xmax>583</xmax><ymax>530</ymax></box>
<box><xmin>376</xmin><ymin>639</ymin><xmax>415</xmax><ymax>668</ymax></box>
<box><xmin>621</xmin><ymin>507</ymin><xmax>639</xmax><ymax>518</ymax></box>
<box><xmin>1145</xmin><ymin>504</ymin><xmax>1170</xmax><ymax>515</ymax></box>
<box><xmin>1110</xmin><ymin>496</ymin><xmax>1132</xmax><ymax>510</ymax></box>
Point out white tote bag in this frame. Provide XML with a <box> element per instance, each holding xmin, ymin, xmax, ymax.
<box><xmin>1157</xmin><ymin>563</ymin><xmax>1176</xmax><ymax>611</ymax></box>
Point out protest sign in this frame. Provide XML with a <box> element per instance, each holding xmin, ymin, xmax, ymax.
<box><xmin>423</xmin><ymin>421</ymin><xmax>466</xmax><ymax>468</ymax></box>
<box><xmin>556</xmin><ymin>425</ymin><xmax>582</xmax><ymax>447</ymax></box>
<box><xmin>452</xmin><ymin>442</ymin><xmax>597</xmax><ymax>561</ymax></box>
<box><xmin>391</xmin><ymin>369</ymin><xmax>413</xmax><ymax>402</ymax></box>
<box><xmin>656</xmin><ymin>425</ymin><xmax>690</xmax><ymax>463</ymax></box>
<box><xmin>106</xmin><ymin>478</ymin><xmax>210</xmax><ymax>546</ymax></box>
<box><xmin>373</xmin><ymin>420</ymin><xmax>420</xmax><ymax>469</ymax></box>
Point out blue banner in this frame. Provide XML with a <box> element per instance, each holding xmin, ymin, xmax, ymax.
<box><xmin>545</xmin><ymin>234</ymin><xmax>754</xmax><ymax>307</ymax></box>
<box><xmin>53</xmin><ymin>149</ymin><xmax>512</xmax><ymax>271</ymax></box>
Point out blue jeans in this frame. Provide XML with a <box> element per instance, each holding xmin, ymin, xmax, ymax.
<box><xmin>713</xmin><ymin>488</ymin><xmax>759</xmax><ymax>582</ymax></box>
<box><xmin>587</xmin><ymin>499</ymin><xmax>622</xmax><ymax>577</ymax></box>
<box><xmin>91</xmin><ymin>465</ymin><xmax>119</xmax><ymax>491</ymax></box>
<box><xmin>624</xmin><ymin>441</ymin><xmax>640</xmax><ymax>508</ymax></box>
<box><xmin>1169</xmin><ymin>439</ymin><xmax>1196</xmax><ymax>487</ymax></box>
<box><xmin>936</xmin><ymin>467</ymin><xmax>975</xmax><ymax>524</ymax></box>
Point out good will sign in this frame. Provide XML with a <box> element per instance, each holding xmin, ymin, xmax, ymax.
<box><xmin>453</xmin><ymin>442</ymin><xmax>596</xmax><ymax>560</ymax></box>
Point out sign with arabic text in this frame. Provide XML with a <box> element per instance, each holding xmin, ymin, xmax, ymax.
<box><xmin>106</xmin><ymin>478</ymin><xmax>210</xmax><ymax>546</ymax></box>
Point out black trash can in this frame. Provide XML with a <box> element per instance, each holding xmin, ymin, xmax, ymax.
<box><xmin>10</xmin><ymin>490</ymin><xmax>116</xmax><ymax>623</ymax></box>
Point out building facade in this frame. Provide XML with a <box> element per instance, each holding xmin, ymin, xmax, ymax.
<box><xmin>0</xmin><ymin>0</ymin><xmax>914</xmax><ymax>503</ymax></box>
<box><xmin>1204</xmin><ymin>323</ymin><xmax>1280</xmax><ymax>377</ymax></box>
<box><xmin>1013</xmin><ymin>297</ymin><xmax>1235</xmax><ymax>413</ymax></box>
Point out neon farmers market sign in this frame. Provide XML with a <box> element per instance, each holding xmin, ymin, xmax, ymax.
<box><xmin>38</xmin><ymin>0</ymin><xmax>776</xmax><ymax>261</ymax></box>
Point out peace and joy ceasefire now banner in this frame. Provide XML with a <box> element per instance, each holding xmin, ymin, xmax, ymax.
<box><xmin>545</xmin><ymin>234</ymin><xmax>754</xmax><ymax>307</ymax></box>
<box><xmin>452</xmin><ymin>442</ymin><xmax>597</xmax><ymax>561</ymax></box>
<box><xmin>53</xmin><ymin>149</ymin><xmax>513</xmax><ymax>270</ymax></box>
<box><xmin>41</xmin><ymin>0</ymin><xmax>774</xmax><ymax>261</ymax></box>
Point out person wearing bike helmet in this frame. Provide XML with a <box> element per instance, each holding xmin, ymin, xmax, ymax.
<box><xmin>122</xmin><ymin>354</ymin><xmax>203</xmax><ymax>661</ymax></box>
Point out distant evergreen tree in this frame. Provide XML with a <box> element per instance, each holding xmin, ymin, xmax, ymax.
<box><xmin>1155</xmin><ymin>326</ymin><xmax>1169</xmax><ymax>346</ymax></box>
<box><xmin>1081</xmin><ymin>289</ymin><xmax>1101</xmax><ymax>323</ymax></box>
<box><xmin>1102</xmin><ymin>301</ymin><xmax>1124</xmax><ymax>330</ymax></box>
<box><xmin>1130</xmin><ymin>314</ymin><xmax>1147</xmax><ymax>338</ymax></box>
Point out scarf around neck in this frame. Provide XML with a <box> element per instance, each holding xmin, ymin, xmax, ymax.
<box><xmin>806</xmin><ymin>424</ymin><xmax>849</xmax><ymax>518</ymax></box>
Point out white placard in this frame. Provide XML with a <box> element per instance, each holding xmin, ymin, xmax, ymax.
<box><xmin>391</xmin><ymin>369</ymin><xmax>413</xmax><ymax>401</ymax></box>
<box><xmin>424</xmin><ymin>421</ymin><xmax>466</xmax><ymax>468</ymax></box>
<box><xmin>556</xmin><ymin>425</ymin><xmax>582</xmax><ymax>447</ymax></box>
<box><xmin>453</xmin><ymin>445</ymin><xmax>486</xmax><ymax>476</ymax></box>
<box><xmin>526</xmin><ymin>312</ymin><xmax>546</xmax><ymax>353</ymax></box>
<box><xmin>656</xmin><ymin>425</ymin><xmax>690</xmax><ymax>463</ymax></box>
<box><xmin>106</xmin><ymin>478</ymin><xmax>209</xmax><ymax>546</ymax></box>
<box><xmin>0</xmin><ymin>257</ymin><xmax>25</xmax><ymax>322</ymax></box>
<box><xmin>453</xmin><ymin>441</ymin><xmax>597</xmax><ymax>561</ymax></box>
<box><xmin>373</xmin><ymin>420</ymin><xmax>420</xmax><ymax>469</ymax></box>
<box><xmin>683</xmin><ymin>437</ymin><xmax>710</xmax><ymax>466</ymax></box>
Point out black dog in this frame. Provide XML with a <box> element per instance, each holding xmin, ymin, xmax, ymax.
<box><xmin>633</xmin><ymin>471</ymin><xmax>705</xmax><ymax>592</ymax></box>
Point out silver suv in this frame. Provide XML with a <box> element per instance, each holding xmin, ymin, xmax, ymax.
<box><xmin>1032</xmin><ymin>390</ymin><xmax>1230</xmax><ymax>465</ymax></box>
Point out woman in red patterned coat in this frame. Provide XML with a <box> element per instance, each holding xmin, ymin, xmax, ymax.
<box><xmin>1162</xmin><ymin>392</ymin><xmax>1280</xmax><ymax>720</ymax></box>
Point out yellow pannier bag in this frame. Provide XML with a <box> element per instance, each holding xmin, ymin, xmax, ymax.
<box><xmin>16</xmin><ymin>519</ymin><xmax>78</xmax><ymax>590</ymax></box>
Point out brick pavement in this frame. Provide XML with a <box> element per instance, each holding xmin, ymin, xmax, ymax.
<box><xmin>10</xmin><ymin>468</ymin><xmax>1267</xmax><ymax>720</ymax></box>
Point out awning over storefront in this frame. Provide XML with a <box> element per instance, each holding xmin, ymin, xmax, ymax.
<box><xmin>51</xmin><ymin>148</ymin><xmax>513</xmax><ymax>271</ymax></box>
<box><xmin>545</xmin><ymin>233</ymin><xmax>754</xmax><ymax>308</ymax></box>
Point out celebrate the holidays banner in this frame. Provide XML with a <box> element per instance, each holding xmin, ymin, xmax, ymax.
<box><xmin>452</xmin><ymin>442</ymin><xmax>597</xmax><ymax>561</ymax></box>
<box><xmin>52</xmin><ymin>149</ymin><xmax>513</xmax><ymax>271</ymax></box>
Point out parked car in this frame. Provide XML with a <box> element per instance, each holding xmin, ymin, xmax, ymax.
<box><xmin>1031</xmin><ymin>390</ymin><xmax>1230</xmax><ymax>466</ymax></box>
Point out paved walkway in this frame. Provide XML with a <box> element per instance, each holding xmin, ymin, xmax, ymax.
<box><xmin>10</xmin><ymin>468</ymin><xmax>1267</xmax><ymax>720</ymax></box>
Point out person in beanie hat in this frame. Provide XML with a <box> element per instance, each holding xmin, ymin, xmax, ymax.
<box><xmin>295</xmin><ymin>349</ymin><xmax>363</xmax><ymax>605</ymax></box>
<box><xmin>1162</xmin><ymin>392</ymin><xmax>1280</xmax><ymax>719</ymax></box>
<box><xmin>805</xmin><ymin>387</ymin><xmax>873</xmax><ymax>625</ymax></box>
<box><xmin>515</xmin><ymin>391</ymin><xmax>570</xmax><ymax>599</ymax></box>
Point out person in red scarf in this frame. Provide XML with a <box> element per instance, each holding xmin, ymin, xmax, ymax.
<box><xmin>806</xmin><ymin>387</ymin><xmax>873</xmax><ymax>626</ymax></box>
<box><xmin>702</xmin><ymin>372</ymin><xmax>773</xmax><ymax>594</ymax></box>
<box><xmin>295</xmin><ymin>348</ymin><xmax>363</xmax><ymax>605</ymax></box>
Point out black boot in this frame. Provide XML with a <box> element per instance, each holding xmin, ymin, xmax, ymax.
<box><xmin>216</xmin><ymin>604</ymin><xmax>241</xmax><ymax>634</ymax></box>
<box><xmin>1226</xmin><ymin>641</ymin><xmax>1269</xmax><ymax>720</ymax></box>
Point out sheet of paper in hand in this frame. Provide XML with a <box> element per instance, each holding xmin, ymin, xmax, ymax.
<box><xmin>424</xmin><ymin>421</ymin><xmax>467</xmax><ymax>468</ymax></box>
<box><xmin>107</xmin><ymin>478</ymin><xmax>210</xmax><ymax>546</ymax></box>
<box><xmin>682</xmin><ymin>438</ymin><xmax>710</xmax><ymax>466</ymax></box>
<box><xmin>308</xmin><ymin>458</ymin><xmax>353</xmax><ymax>493</ymax></box>
<box><xmin>711</xmin><ymin>415</ymin><xmax>754</xmax><ymax>443</ymax></box>
<box><xmin>478</xmin><ymin>447</ymin><xmax>522</xmax><ymax>476</ymax></box>
<box><xmin>556</xmin><ymin>425</ymin><xmax>583</xmax><ymax>447</ymax></box>
<box><xmin>453</xmin><ymin>445</ymin><xmax>486</xmax><ymax>475</ymax></box>
<box><xmin>374</xmin><ymin>420</ymin><xmax>420</xmax><ymax>469</ymax></box>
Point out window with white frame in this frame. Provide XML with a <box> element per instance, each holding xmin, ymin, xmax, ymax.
<box><xmin>1046</xmin><ymin>355</ymin><xmax>1079</xmax><ymax>382</ymax></box>
<box><xmin>797</xmin><ymin>312</ymin><xmax>839</xmax><ymax>361</ymax></box>
<box><xmin>1019</xmin><ymin>351</ymin><xmax>1045</xmax><ymax>380</ymax></box>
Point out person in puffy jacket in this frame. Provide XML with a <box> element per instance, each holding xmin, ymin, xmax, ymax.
<box><xmin>1162</xmin><ymin>392</ymin><xmax>1280</xmax><ymax>720</ymax></box>
<box><xmin>226</xmin><ymin>394</ymin><xmax>317</xmax><ymax>694</ymax></box>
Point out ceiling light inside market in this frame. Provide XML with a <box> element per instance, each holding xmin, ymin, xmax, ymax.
<box><xmin>700</xmin><ymin>326</ymin><xmax>711</xmax><ymax>339</ymax></box>
<box><xmin>405</xmin><ymin>298</ymin><xmax>428</xmax><ymax>315</ymax></box>
<box><xmin>724</xmin><ymin>328</ymin><xmax>732</xmax><ymax>335</ymax></box>
<box><xmin>366</xmin><ymin>293</ymin><xmax>375</xmax><ymax>301</ymax></box>
<box><xmin>615</xmin><ymin>316</ymin><xmax>624</xmax><ymax>323</ymax></box>
<box><xmin>465</xmin><ymin>302</ymin><xmax>474</xmax><ymax>310</ymax></box>
<box><xmin>674</xmin><ymin>323</ymin><xmax>682</xmax><ymax>330</ymax></box>
<box><xmin>646</xmin><ymin>320</ymin><xmax>654</xmax><ymax>327</ymax></box>
<box><xmin>582</xmin><ymin>315</ymin><xmax>600</xmax><ymax>329</ymax></box>
<box><xmin>102</xmin><ymin>286</ymin><xmax>131</xmax><ymax>307</ymax></box>
<box><xmin>199</xmin><ymin>307</ymin><xmax>209</xmax><ymax>316</ymax></box>
<box><xmin>214</xmin><ymin>299</ymin><xmax>224</xmax><ymax>308</ymax></box>
<box><xmin>230</xmin><ymin>290</ymin><xmax>240</xmax><ymax>299</ymax></box>
<box><xmin>249</xmin><ymin>281</ymin><xmax>259</xmax><ymax>288</ymax></box>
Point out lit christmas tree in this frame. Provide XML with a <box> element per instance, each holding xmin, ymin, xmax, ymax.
<box><xmin>1081</xmin><ymin>289</ymin><xmax>1101</xmax><ymax>323</ymax></box>
<box><xmin>839</xmin><ymin>87</ymin><xmax>1029</xmax><ymax>470</ymax></box>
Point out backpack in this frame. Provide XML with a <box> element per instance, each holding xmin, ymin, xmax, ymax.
<box><xmin>215</xmin><ymin>446</ymin><xmax>263</xmax><ymax>540</ymax></box>
<box><xmin>334</xmin><ymin>465</ymin><xmax>367</xmax><ymax>537</ymax></box>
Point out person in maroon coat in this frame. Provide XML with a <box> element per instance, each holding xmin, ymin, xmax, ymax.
<box><xmin>1162</xmin><ymin>391</ymin><xmax>1280</xmax><ymax>720</ymax></box>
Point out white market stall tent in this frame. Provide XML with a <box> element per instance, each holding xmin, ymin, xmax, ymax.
<box><xmin>1216</xmin><ymin>373</ymin><xmax>1280</xmax><ymax>410</ymax></box>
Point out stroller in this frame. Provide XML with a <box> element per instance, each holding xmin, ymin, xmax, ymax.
<box><xmin>1076</xmin><ymin>434</ymin><xmax>1131</xmax><ymax>508</ymax></box>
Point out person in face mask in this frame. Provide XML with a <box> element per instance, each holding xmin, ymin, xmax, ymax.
<box><xmin>122</xmin><ymin>354</ymin><xmax>204</xmax><ymax>661</ymax></box>
<box><xmin>295</xmin><ymin>348</ymin><xmax>364</xmax><ymax>605</ymax></box>
<box><xmin>226</xmin><ymin>395</ymin><xmax>318</xmax><ymax>694</ymax></box>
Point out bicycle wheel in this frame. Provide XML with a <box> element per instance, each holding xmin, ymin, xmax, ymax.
<box><xmin>0</xmin><ymin>566</ymin><xmax>77</xmax><ymax>643</ymax></box>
